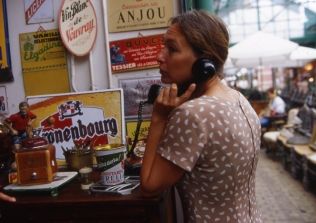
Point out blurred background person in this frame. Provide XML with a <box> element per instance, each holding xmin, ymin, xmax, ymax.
<box><xmin>260</xmin><ymin>87</ymin><xmax>286</xmax><ymax>128</ymax></box>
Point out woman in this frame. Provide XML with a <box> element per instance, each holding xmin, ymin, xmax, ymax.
<box><xmin>140</xmin><ymin>10</ymin><xmax>262</xmax><ymax>223</ymax></box>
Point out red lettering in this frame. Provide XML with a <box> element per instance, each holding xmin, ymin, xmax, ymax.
<box><xmin>25</xmin><ymin>0</ymin><xmax>46</xmax><ymax>23</ymax></box>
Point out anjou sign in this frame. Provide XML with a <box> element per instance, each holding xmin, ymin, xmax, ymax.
<box><xmin>59</xmin><ymin>0</ymin><xmax>97</xmax><ymax>56</ymax></box>
<box><xmin>107</xmin><ymin>0</ymin><xmax>174</xmax><ymax>33</ymax></box>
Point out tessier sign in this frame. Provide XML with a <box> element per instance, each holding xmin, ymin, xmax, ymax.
<box><xmin>58</xmin><ymin>0</ymin><xmax>97</xmax><ymax>56</ymax></box>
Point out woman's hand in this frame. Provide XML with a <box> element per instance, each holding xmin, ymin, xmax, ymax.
<box><xmin>0</xmin><ymin>192</ymin><xmax>16</xmax><ymax>202</ymax></box>
<box><xmin>152</xmin><ymin>83</ymin><xmax>196</xmax><ymax>120</ymax></box>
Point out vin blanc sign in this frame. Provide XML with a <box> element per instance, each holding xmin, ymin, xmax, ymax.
<box><xmin>59</xmin><ymin>0</ymin><xmax>97</xmax><ymax>56</ymax></box>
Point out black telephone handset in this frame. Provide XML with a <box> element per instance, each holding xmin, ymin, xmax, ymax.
<box><xmin>145</xmin><ymin>84</ymin><xmax>162</xmax><ymax>104</ymax></box>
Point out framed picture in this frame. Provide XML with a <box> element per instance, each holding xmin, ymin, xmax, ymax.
<box><xmin>118</xmin><ymin>76</ymin><xmax>162</xmax><ymax>119</ymax></box>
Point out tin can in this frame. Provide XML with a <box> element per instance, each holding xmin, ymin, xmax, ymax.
<box><xmin>94</xmin><ymin>144</ymin><xmax>126</xmax><ymax>185</ymax></box>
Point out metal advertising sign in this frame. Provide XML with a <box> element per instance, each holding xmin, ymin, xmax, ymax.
<box><xmin>0</xmin><ymin>0</ymin><xmax>13</xmax><ymax>83</ymax></box>
<box><xmin>27</xmin><ymin>89</ymin><xmax>125</xmax><ymax>160</ymax></box>
<box><xmin>107</xmin><ymin>0</ymin><xmax>174</xmax><ymax>32</ymax></box>
<box><xmin>19</xmin><ymin>29</ymin><xmax>67</xmax><ymax>73</ymax></box>
<box><xmin>59</xmin><ymin>0</ymin><xmax>97</xmax><ymax>56</ymax></box>
<box><xmin>19</xmin><ymin>29</ymin><xmax>70</xmax><ymax>96</ymax></box>
<box><xmin>110</xmin><ymin>34</ymin><xmax>164</xmax><ymax>73</ymax></box>
<box><xmin>24</xmin><ymin>0</ymin><xmax>54</xmax><ymax>24</ymax></box>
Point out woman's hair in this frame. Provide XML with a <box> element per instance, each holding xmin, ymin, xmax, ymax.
<box><xmin>170</xmin><ymin>10</ymin><xmax>229</xmax><ymax>77</ymax></box>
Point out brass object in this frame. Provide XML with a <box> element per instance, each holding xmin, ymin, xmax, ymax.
<box><xmin>63</xmin><ymin>142</ymin><xmax>94</xmax><ymax>171</ymax></box>
<box><xmin>94</xmin><ymin>143</ymin><xmax>125</xmax><ymax>151</ymax></box>
<box><xmin>64</xmin><ymin>150</ymin><xmax>93</xmax><ymax>171</ymax></box>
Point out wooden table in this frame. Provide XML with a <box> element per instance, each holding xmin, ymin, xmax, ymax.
<box><xmin>277</xmin><ymin>135</ymin><xmax>294</xmax><ymax>169</ymax></box>
<box><xmin>0</xmin><ymin>171</ymin><xmax>174</xmax><ymax>223</ymax></box>
<box><xmin>303</xmin><ymin>152</ymin><xmax>316</xmax><ymax>190</ymax></box>
<box><xmin>291</xmin><ymin>145</ymin><xmax>314</xmax><ymax>179</ymax></box>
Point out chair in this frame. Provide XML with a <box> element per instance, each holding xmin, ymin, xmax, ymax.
<box><xmin>262</xmin><ymin>108</ymin><xmax>300</xmax><ymax>156</ymax></box>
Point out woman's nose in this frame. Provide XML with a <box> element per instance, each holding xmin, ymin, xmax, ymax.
<box><xmin>157</xmin><ymin>50</ymin><xmax>165</xmax><ymax>64</ymax></box>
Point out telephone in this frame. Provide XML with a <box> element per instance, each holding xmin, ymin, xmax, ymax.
<box><xmin>145</xmin><ymin>84</ymin><xmax>162</xmax><ymax>104</ymax></box>
<box><xmin>125</xmin><ymin>58</ymin><xmax>216</xmax><ymax>175</ymax></box>
<box><xmin>125</xmin><ymin>84</ymin><xmax>162</xmax><ymax>175</ymax></box>
<box><xmin>191</xmin><ymin>58</ymin><xmax>216</xmax><ymax>83</ymax></box>
<box><xmin>127</xmin><ymin>58</ymin><xmax>216</xmax><ymax>158</ymax></box>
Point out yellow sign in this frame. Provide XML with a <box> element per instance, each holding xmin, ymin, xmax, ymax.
<box><xmin>20</xmin><ymin>29</ymin><xmax>67</xmax><ymax>72</ymax></box>
<box><xmin>107</xmin><ymin>0</ymin><xmax>174</xmax><ymax>32</ymax></box>
<box><xmin>19</xmin><ymin>29</ymin><xmax>70</xmax><ymax>95</ymax></box>
<box><xmin>126</xmin><ymin>120</ymin><xmax>150</xmax><ymax>151</ymax></box>
<box><xmin>0</xmin><ymin>0</ymin><xmax>8</xmax><ymax>67</ymax></box>
<box><xmin>27</xmin><ymin>89</ymin><xmax>125</xmax><ymax>161</ymax></box>
<box><xmin>0</xmin><ymin>0</ymin><xmax>13</xmax><ymax>82</ymax></box>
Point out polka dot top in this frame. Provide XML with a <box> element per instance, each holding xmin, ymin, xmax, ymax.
<box><xmin>157</xmin><ymin>92</ymin><xmax>263</xmax><ymax>223</ymax></box>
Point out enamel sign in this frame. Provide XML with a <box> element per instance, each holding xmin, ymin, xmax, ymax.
<box><xmin>24</xmin><ymin>0</ymin><xmax>54</xmax><ymax>24</ymax></box>
<box><xmin>59</xmin><ymin>0</ymin><xmax>97</xmax><ymax>56</ymax></box>
<box><xmin>27</xmin><ymin>89</ymin><xmax>125</xmax><ymax>160</ymax></box>
<box><xmin>107</xmin><ymin>0</ymin><xmax>174</xmax><ymax>32</ymax></box>
<box><xmin>110</xmin><ymin>34</ymin><xmax>164</xmax><ymax>73</ymax></box>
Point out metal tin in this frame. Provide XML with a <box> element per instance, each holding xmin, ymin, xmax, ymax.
<box><xmin>94</xmin><ymin>143</ymin><xmax>125</xmax><ymax>151</ymax></box>
<box><xmin>94</xmin><ymin>144</ymin><xmax>126</xmax><ymax>186</ymax></box>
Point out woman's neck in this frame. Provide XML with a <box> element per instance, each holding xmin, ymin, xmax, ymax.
<box><xmin>177</xmin><ymin>76</ymin><xmax>222</xmax><ymax>99</ymax></box>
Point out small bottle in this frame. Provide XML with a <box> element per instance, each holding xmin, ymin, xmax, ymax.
<box><xmin>79</xmin><ymin>167</ymin><xmax>93</xmax><ymax>190</ymax></box>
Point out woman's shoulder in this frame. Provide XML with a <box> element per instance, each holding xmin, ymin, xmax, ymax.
<box><xmin>173</xmin><ymin>95</ymin><xmax>235</xmax><ymax>118</ymax></box>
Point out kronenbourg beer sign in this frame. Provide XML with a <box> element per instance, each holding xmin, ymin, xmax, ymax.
<box><xmin>27</xmin><ymin>89</ymin><xmax>125</xmax><ymax>160</ymax></box>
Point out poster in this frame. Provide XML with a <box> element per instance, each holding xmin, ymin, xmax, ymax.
<box><xmin>107</xmin><ymin>0</ymin><xmax>174</xmax><ymax>32</ymax></box>
<box><xmin>27</xmin><ymin>89</ymin><xmax>125</xmax><ymax>160</ymax></box>
<box><xmin>0</xmin><ymin>86</ymin><xmax>8</xmax><ymax>114</ymax></box>
<box><xmin>118</xmin><ymin>76</ymin><xmax>162</xmax><ymax>119</ymax></box>
<box><xmin>110</xmin><ymin>34</ymin><xmax>164</xmax><ymax>73</ymax></box>
<box><xmin>19</xmin><ymin>29</ymin><xmax>70</xmax><ymax>95</ymax></box>
<box><xmin>24</xmin><ymin>0</ymin><xmax>54</xmax><ymax>24</ymax></box>
<box><xmin>0</xmin><ymin>0</ymin><xmax>13</xmax><ymax>83</ymax></box>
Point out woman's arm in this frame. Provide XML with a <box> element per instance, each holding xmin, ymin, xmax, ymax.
<box><xmin>0</xmin><ymin>192</ymin><xmax>16</xmax><ymax>202</ymax></box>
<box><xmin>140</xmin><ymin>83</ymin><xmax>195</xmax><ymax>196</ymax></box>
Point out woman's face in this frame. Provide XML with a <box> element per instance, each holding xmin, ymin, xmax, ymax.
<box><xmin>157</xmin><ymin>24</ymin><xmax>197</xmax><ymax>85</ymax></box>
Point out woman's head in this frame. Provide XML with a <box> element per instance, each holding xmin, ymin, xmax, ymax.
<box><xmin>157</xmin><ymin>10</ymin><xmax>229</xmax><ymax>85</ymax></box>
